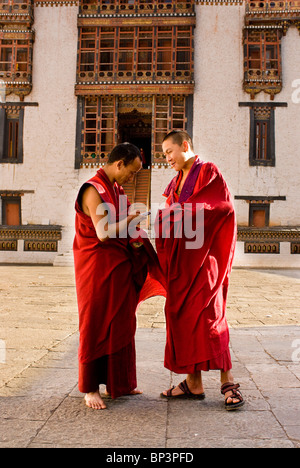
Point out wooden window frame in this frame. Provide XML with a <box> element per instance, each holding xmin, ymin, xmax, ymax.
<box><xmin>249</xmin><ymin>107</ymin><xmax>275</xmax><ymax>166</ymax></box>
<box><xmin>78</xmin><ymin>25</ymin><xmax>194</xmax><ymax>84</ymax></box>
<box><xmin>117</xmin><ymin>27</ymin><xmax>135</xmax><ymax>77</ymax></box>
<box><xmin>249</xmin><ymin>203</ymin><xmax>270</xmax><ymax>228</ymax></box>
<box><xmin>98</xmin><ymin>27</ymin><xmax>117</xmax><ymax>79</ymax></box>
<box><xmin>0</xmin><ymin>36</ymin><xmax>31</xmax><ymax>80</ymax></box>
<box><xmin>0</xmin><ymin>107</ymin><xmax>24</xmax><ymax>163</ymax></box>
<box><xmin>175</xmin><ymin>26</ymin><xmax>193</xmax><ymax>78</ymax></box>
<box><xmin>1</xmin><ymin>196</ymin><xmax>22</xmax><ymax>226</ymax></box>
<box><xmin>244</xmin><ymin>29</ymin><xmax>282</xmax><ymax>81</ymax></box>
<box><xmin>76</xmin><ymin>95</ymin><xmax>117</xmax><ymax>167</ymax></box>
<box><xmin>137</xmin><ymin>27</ymin><xmax>154</xmax><ymax>79</ymax></box>
<box><xmin>153</xmin><ymin>95</ymin><xmax>190</xmax><ymax>163</ymax></box>
<box><xmin>77</xmin><ymin>27</ymin><xmax>97</xmax><ymax>81</ymax></box>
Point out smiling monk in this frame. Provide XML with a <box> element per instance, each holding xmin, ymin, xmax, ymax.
<box><xmin>156</xmin><ymin>131</ymin><xmax>245</xmax><ymax>411</ymax></box>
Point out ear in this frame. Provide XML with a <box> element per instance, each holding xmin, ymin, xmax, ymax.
<box><xmin>116</xmin><ymin>160</ymin><xmax>124</xmax><ymax>170</ymax></box>
<box><xmin>183</xmin><ymin>141</ymin><xmax>189</xmax><ymax>152</ymax></box>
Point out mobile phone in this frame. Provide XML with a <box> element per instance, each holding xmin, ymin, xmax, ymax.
<box><xmin>140</xmin><ymin>211</ymin><xmax>151</xmax><ymax>217</ymax></box>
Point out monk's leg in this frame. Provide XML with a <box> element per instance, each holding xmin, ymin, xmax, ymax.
<box><xmin>79</xmin><ymin>358</ymin><xmax>108</xmax><ymax>410</ymax></box>
<box><xmin>105</xmin><ymin>339</ymin><xmax>142</xmax><ymax>399</ymax></box>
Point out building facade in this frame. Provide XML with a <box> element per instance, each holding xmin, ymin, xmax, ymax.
<box><xmin>0</xmin><ymin>0</ymin><xmax>299</xmax><ymax>267</ymax></box>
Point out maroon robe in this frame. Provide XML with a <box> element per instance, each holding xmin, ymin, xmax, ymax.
<box><xmin>155</xmin><ymin>157</ymin><xmax>236</xmax><ymax>374</ymax></box>
<box><xmin>73</xmin><ymin>168</ymin><xmax>166</xmax><ymax>398</ymax></box>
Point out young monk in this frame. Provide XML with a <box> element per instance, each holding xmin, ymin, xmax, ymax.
<box><xmin>156</xmin><ymin>131</ymin><xmax>245</xmax><ymax>411</ymax></box>
<box><xmin>73</xmin><ymin>143</ymin><xmax>165</xmax><ymax>410</ymax></box>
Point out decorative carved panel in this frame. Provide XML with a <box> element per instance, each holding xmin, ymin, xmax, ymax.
<box><xmin>245</xmin><ymin>242</ymin><xmax>280</xmax><ymax>254</ymax></box>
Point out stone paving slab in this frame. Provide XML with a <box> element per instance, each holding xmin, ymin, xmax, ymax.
<box><xmin>0</xmin><ymin>266</ymin><xmax>299</xmax><ymax>449</ymax></box>
<box><xmin>0</xmin><ymin>327</ymin><xmax>299</xmax><ymax>448</ymax></box>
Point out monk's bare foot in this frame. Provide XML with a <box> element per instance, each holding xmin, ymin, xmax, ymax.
<box><xmin>85</xmin><ymin>391</ymin><xmax>107</xmax><ymax>410</ymax></box>
<box><xmin>129</xmin><ymin>388</ymin><xmax>143</xmax><ymax>395</ymax></box>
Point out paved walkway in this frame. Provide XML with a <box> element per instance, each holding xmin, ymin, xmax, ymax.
<box><xmin>0</xmin><ymin>266</ymin><xmax>299</xmax><ymax>448</ymax></box>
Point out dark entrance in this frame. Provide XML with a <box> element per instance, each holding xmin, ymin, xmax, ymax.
<box><xmin>117</xmin><ymin>109</ymin><xmax>152</xmax><ymax>214</ymax></box>
<box><xmin>118</xmin><ymin>109</ymin><xmax>152</xmax><ymax>169</ymax></box>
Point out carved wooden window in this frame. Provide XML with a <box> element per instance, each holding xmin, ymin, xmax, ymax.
<box><xmin>118</xmin><ymin>28</ymin><xmax>134</xmax><ymax>75</ymax></box>
<box><xmin>249</xmin><ymin>106</ymin><xmax>275</xmax><ymax>166</ymax></box>
<box><xmin>0</xmin><ymin>36</ymin><xmax>31</xmax><ymax>80</ymax></box>
<box><xmin>176</xmin><ymin>27</ymin><xmax>192</xmax><ymax>75</ymax></box>
<box><xmin>153</xmin><ymin>95</ymin><xmax>187</xmax><ymax>164</ymax></box>
<box><xmin>0</xmin><ymin>39</ymin><xmax>12</xmax><ymax>73</ymax></box>
<box><xmin>0</xmin><ymin>107</ymin><xmax>24</xmax><ymax>163</ymax></box>
<box><xmin>157</xmin><ymin>27</ymin><xmax>173</xmax><ymax>76</ymax></box>
<box><xmin>78</xmin><ymin>26</ymin><xmax>194</xmax><ymax>83</ymax></box>
<box><xmin>99</xmin><ymin>27</ymin><xmax>116</xmax><ymax>77</ymax></box>
<box><xmin>243</xmin><ymin>29</ymin><xmax>282</xmax><ymax>99</ymax></box>
<box><xmin>81</xmin><ymin>96</ymin><xmax>117</xmax><ymax>165</ymax></box>
<box><xmin>255</xmin><ymin>121</ymin><xmax>268</xmax><ymax>161</ymax></box>
<box><xmin>137</xmin><ymin>27</ymin><xmax>154</xmax><ymax>79</ymax></box>
<box><xmin>78</xmin><ymin>27</ymin><xmax>96</xmax><ymax>77</ymax></box>
<box><xmin>6</xmin><ymin>116</ymin><xmax>19</xmax><ymax>159</ymax></box>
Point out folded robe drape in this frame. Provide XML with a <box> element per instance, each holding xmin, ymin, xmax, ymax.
<box><xmin>155</xmin><ymin>157</ymin><xmax>236</xmax><ymax>374</ymax></box>
<box><xmin>73</xmin><ymin>168</ymin><xmax>166</xmax><ymax>398</ymax></box>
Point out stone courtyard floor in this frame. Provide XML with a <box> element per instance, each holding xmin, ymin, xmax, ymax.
<box><xmin>0</xmin><ymin>265</ymin><xmax>299</xmax><ymax>448</ymax></box>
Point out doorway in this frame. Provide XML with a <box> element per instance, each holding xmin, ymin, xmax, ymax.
<box><xmin>118</xmin><ymin>109</ymin><xmax>152</xmax><ymax>169</ymax></box>
<box><xmin>118</xmin><ymin>109</ymin><xmax>152</xmax><ymax>214</ymax></box>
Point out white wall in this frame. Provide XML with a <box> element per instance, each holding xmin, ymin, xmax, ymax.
<box><xmin>193</xmin><ymin>4</ymin><xmax>300</xmax><ymax>267</ymax></box>
<box><xmin>0</xmin><ymin>6</ymin><xmax>81</xmax><ymax>263</ymax></box>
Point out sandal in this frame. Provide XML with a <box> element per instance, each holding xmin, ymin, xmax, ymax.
<box><xmin>161</xmin><ymin>379</ymin><xmax>206</xmax><ymax>400</ymax></box>
<box><xmin>221</xmin><ymin>382</ymin><xmax>245</xmax><ymax>411</ymax></box>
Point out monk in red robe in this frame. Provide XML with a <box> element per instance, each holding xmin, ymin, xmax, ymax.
<box><xmin>73</xmin><ymin>143</ymin><xmax>165</xmax><ymax>410</ymax></box>
<box><xmin>156</xmin><ymin>131</ymin><xmax>244</xmax><ymax>411</ymax></box>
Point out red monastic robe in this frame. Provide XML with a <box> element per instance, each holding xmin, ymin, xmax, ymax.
<box><xmin>155</xmin><ymin>157</ymin><xmax>236</xmax><ymax>374</ymax></box>
<box><xmin>73</xmin><ymin>168</ymin><xmax>166</xmax><ymax>398</ymax></box>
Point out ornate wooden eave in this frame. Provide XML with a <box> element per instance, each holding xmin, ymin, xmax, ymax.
<box><xmin>34</xmin><ymin>0</ymin><xmax>78</xmax><ymax>6</ymax></box>
<box><xmin>0</xmin><ymin>1</ymin><xmax>34</xmax><ymax>28</ymax></box>
<box><xmin>75</xmin><ymin>82</ymin><xmax>195</xmax><ymax>97</ymax></box>
<box><xmin>79</xmin><ymin>0</ymin><xmax>195</xmax><ymax>16</ymax></box>
<box><xmin>78</xmin><ymin>14</ymin><xmax>196</xmax><ymax>28</ymax></box>
<box><xmin>245</xmin><ymin>1</ymin><xmax>300</xmax><ymax>35</ymax></box>
<box><xmin>237</xmin><ymin>226</ymin><xmax>300</xmax><ymax>243</ymax></box>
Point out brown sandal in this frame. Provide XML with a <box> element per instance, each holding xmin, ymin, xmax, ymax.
<box><xmin>221</xmin><ymin>382</ymin><xmax>245</xmax><ymax>411</ymax></box>
<box><xmin>161</xmin><ymin>379</ymin><xmax>206</xmax><ymax>400</ymax></box>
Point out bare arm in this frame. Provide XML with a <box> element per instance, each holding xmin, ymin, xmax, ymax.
<box><xmin>81</xmin><ymin>185</ymin><xmax>140</xmax><ymax>242</ymax></box>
